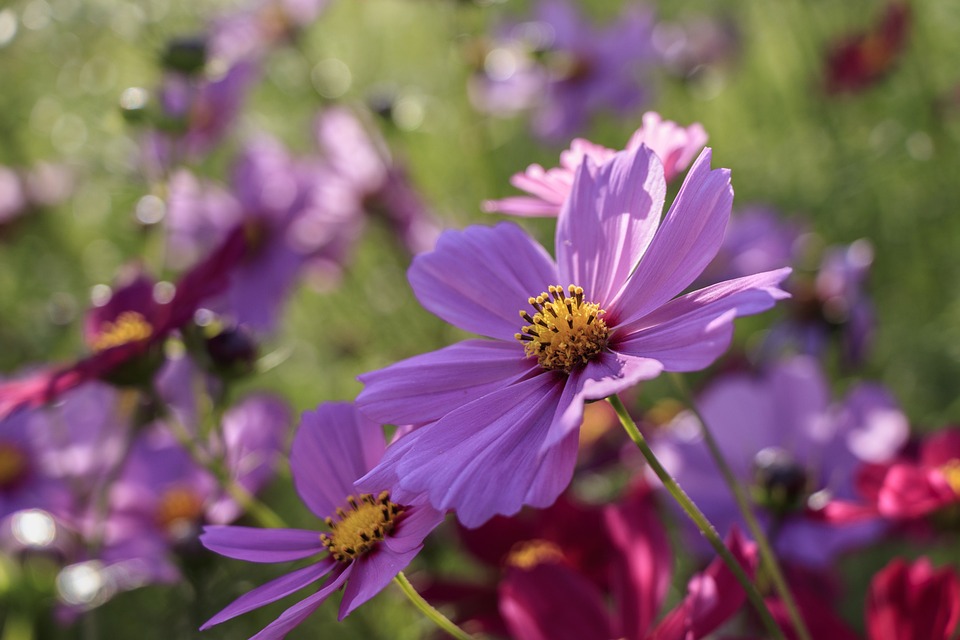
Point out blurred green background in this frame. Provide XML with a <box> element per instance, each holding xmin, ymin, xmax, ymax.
<box><xmin>1</xmin><ymin>0</ymin><xmax>959</xmax><ymax>637</ymax></box>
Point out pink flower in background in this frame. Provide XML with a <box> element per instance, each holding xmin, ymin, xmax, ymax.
<box><xmin>484</xmin><ymin>112</ymin><xmax>707</xmax><ymax>217</ymax></box>
<box><xmin>865</xmin><ymin>557</ymin><xmax>960</xmax><ymax>640</ymax></box>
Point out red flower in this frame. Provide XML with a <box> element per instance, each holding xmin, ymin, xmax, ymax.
<box><xmin>866</xmin><ymin>558</ymin><xmax>960</xmax><ymax>640</ymax></box>
<box><xmin>824</xmin><ymin>2</ymin><xmax>909</xmax><ymax>94</ymax></box>
<box><xmin>0</xmin><ymin>225</ymin><xmax>247</xmax><ymax>419</ymax></box>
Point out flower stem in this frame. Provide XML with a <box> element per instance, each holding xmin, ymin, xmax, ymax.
<box><xmin>668</xmin><ymin>373</ymin><xmax>812</xmax><ymax>640</ymax></box>
<box><xmin>393</xmin><ymin>572</ymin><xmax>475</xmax><ymax>640</ymax></box>
<box><xmin>607</xmin><ymin>394</ymin><xmax>785</xmax><ymax>640</ymax></box>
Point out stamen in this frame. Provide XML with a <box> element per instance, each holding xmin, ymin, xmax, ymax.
<box><xmin>515</xmin><ymin>284</ymin><xmax>609</xmax><ymax>373</ymax></box>
<box><xmin>505</xmin><ymin>539</ymin><xmax>565</xmax><ymax>570</ymax></box>
<box><xmin>90</xmin><ymin>311</ymin><xmax>153</xmax><ymax>352</ymax></box>
<box><xmin>321</xmin><ymin>490</ymin><xmax>405</xmax><ymax>563</ymax></box>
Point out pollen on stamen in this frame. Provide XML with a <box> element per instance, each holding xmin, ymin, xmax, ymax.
<box><xmin>515</xmin><ymin>284</ymin><xmax>609</xmax><ymax>373</ymax></box>
<box><xmin>320</xmin><ymin>491</ymin><xmax>404</xmax><ymax>563</ymax></box>
<box><xmin>90</xmin><ymin>311</ymin><xmax>153</xmax><ymax>352</ymax></box>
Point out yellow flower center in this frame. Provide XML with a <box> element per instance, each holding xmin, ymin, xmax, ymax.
<box><xmin>90</xmin><ymin>312</ymin><xmax>153</xmax><ymax>352</ymax></box>
<box><xmin>0</xmin><ymin>442</ymin><xmax>28</xmax><ymax>490</ymax></box>
<box><xmin>515</xmin><ymin>285</ymin><xmax>609</xmax><ymax>373</ymax></box>
<box><xmin>156</xmin><ymin>487</ymin><xmax>205</xmax><ymax>532</ymax></box>
<box><xmin>505</xmin><ymin>539</ymin><xmax>565</xmax><ymax>570</ymax></box>
<box><xmin>940</xmin><ymin>460</ymin><xmax>960</xmax><ymax>495</ymax></box>
<box><xmin>320</xmin><ymin>491</ymin><xmax>404</xmax><ymax>563</ymax></box>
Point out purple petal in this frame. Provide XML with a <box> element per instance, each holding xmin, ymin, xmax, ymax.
<box><xmin>556</xmin><ymin>145</ymin><xmax>665</xmax><ymax>307</ymax></box>
<box><xmin>358</xmin><ymin>374</ymin><xmax>572</xmax><ymax>527</ymax></box>
<box><xmin>338</xmin><ymin>545</ymin><xmax>421</xmax><ymax>619</ymax></box>
<box><xmin>408</xmin><ymin>223</ymin><xmax>558</xmax><ymax>341</ymax></box>
<box><xmin>357</xmin><ymin>340</ymin><xmax>536</xmax><ymax>426</ymax></box>
<box><xmin>613</xmin><ymin>269</ymin><xmax>791</xmax><ymax>371</ymax></box>
<box><xmin>384</xmin><ymin>504</ymin><xmax>446</xmax><ymax>555</ymax></box>
<box><xmin>608</xmin><ymin>148</ymin><xmax>733</xmax><ymax>324</ymax></box>
<box><xmin>200</xmin><ymin>526</ymin><xmax>325</xmax><ymax>563</ymax></box>
<box><xmin>248</xmin><ymin>566</ymin><xmax>352</xmax><ymax>640</ymax></box>
<box><xmin>201</xmin><ymin>560</ymin><xmax>335</xmax><ymax>629</ymax></box>
<box><xmin>291</xmin><ymin>403</ymin><xmax>386</xmax><ymax>519</ymax></box>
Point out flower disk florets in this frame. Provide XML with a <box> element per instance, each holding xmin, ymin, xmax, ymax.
<box><xmin>515</xmin><ymin>285</ymin><xmax>609</xmax><ymax>373</ymax></box>
<box><xmin>320</xmin><ymin>491</ymin><xmax>404</xmax><ymax>563</ymax></box>
<box><xmin>91</xmin><ymin>311</ymin><xmax>153</xmax><ymax>352</ymax></box>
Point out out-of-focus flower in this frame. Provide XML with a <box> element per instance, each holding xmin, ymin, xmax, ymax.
<box><xmin>0</xmin><ymin>163</ymin><xmax>75</xmax><ymax>228</ymax></box>
<box><xmin>696</xmin><ymin>205</ymin><xmax>806</xmax><ymax>287</ymax></box>
<box><xmin>824</xmin><ymin>2</ymin><xmax>910</xmax><ymax>94</ymax></box>
<box><xmin>314</xmin><ymin>107</ymin><xmax>442</xmax><ymax>255</ymax></box>
<box><xmin>142</xmin><ymin>61</ymin><xmax>258</xmax><ymax>174</ymax></box>
<box><xmin>0</xmin><ymin>226</ymin><xmax>247</xmax><ymax>420</ymax></box>
<box><xmin>356</xmin><ymin>145</ymin><xmax>790</xmax><ymax>527</ymax></box>
<box><xmin>469</xmin><ymin>0</ymin><xmax>657</xmax><ymax>141</ymax></box>
<box><xmin>765</xmin><ymin>239</ymin><xmax>875</xmax><ymax>366</ymax></box>
<box><xmin>500</xmin><ymin>524</ymin><xmax>757</xmax><ymax>640</ymax></box>
<box><xmin>653</xmin><ymin>13</ymin><xmax>741</xmax><ymax>80</ymax></box>
<box><xmin>209</xmin><ymin>0</ymin><xmax>328</xmax><ymax>66</ymax></box>
<box><xmin>865</xmin><ymin>557</ymin><xmax>960</xmax><ymax>640</ymax></box>
<box><xmin>167</xmin><ymin>136</ymin><xmax>344</xmax><ymax>332</ymax></box>
<box><xmin>819</xmin><ymin>427</ymin><xmax>960</xmax><ymax>527</ymax></box>
<box><xmin>654</xmin><ymin>356</ymin><xmax>908</xmax><ymax>567</ymax></box>
<box><xmin>201</xmin><ymin>403</ymin><xmax>443</xmax><ymax>634</ymax></box>
<box><xmin>483</xmin><ymin>111</ymin><xmax>707</xmax><ymax>217</ymax></box>
<box><xmin>98</xmin><ymin>391</ymin><xmax>288</xmax><ymax>586</ymax></box>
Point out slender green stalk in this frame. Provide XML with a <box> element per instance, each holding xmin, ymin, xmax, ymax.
<box><xmin>669</xmin><ymin>373</ymin><xmax>812</xmax><ymax>640</ymax></box>
<box><xmin>393</xmin><ymin>572</ymin><xmax>475</xmax><ymax>640</ymax></box>
<box><xmin>607</xmin><ymin>394</ymin><xmax>785</xmax><ymax>640</ymax></box>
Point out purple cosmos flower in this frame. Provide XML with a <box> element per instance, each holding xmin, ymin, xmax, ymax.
<box><xmin>356</xmin><ymin>144</ymin><xmax>790</xmax><ymax>527</ymax></box>
<box><xmin>483</xmin><ymin>111</ymin><xmax>708</xmax><ymax>217</ymax></box>
<box><xmin>314</xmin><ymin>107</ymin><xmax>442</xmax><ymax>255</ymax></box>
<box><xmin>0</xmin><ymin>226</ymin><xmax>247</xmax><ymax>420</ymax></box>
<box><xmin>201</xmin><ymin>403</ymin><xmax>443</xmax><ymax>637</ymax></box>
<box><xmin>100</xmin><ymin>391</ymin><xmax>289</xmax><ymax>585</ymax></box>
<box><xmin>167</xmin><ymin>136</ymin><xmax>349</xmax><ymax>331</ymax></box>
<box><xmin>653</xmin><ymin>356</ymin><xmax>908</xmax><ymax>567</ymax></box>
<box><xmin>209</xmin><ymin>0</ymin><xmax>329</xmax><ymax>66</ymax></box>
<box><xmin>471</xmin><ymin>0</ymin><xmax>657</xmax><ymax>141</ymax></box>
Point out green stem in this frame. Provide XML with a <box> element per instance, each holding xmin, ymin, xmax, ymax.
<box><xmin>669</xmin><ymin>373</ymin><xmax>812</xmax><ymax>640</ymax></box>
<box><xmin>393</xmin><ymin>572</ymin><xmax>475</xmax><ymax>640</ymax></box>
<box><xmin>607</xmin><ymin>394</ymin><xmax>785</xmax><ymax>640</ymax></box>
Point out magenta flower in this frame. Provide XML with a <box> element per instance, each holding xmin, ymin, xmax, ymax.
<box><xmin>356</xmin><ymin>145</ymin><xmax>790</xmax><ymax>527</ymax></box>
<box><xmin>484</xmin><ymin>111</ymin><xmax>707</xmax><ymax>217</ymax></box>
<box><xmin>201</xmin><ymin>403</ymin><xmax>443</xmax><ymax>636</ymax></box>
<box><xmin>865</xmin><ymin>557</ymin><xmax>960</xmax><ymax>640</ymax></box>
<box><xmin>0</xmin><ymin>227</ymin><xmax>247</xmax><ymax>420</ymax></box>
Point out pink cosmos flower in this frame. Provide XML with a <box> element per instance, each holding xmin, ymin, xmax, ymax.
<box><xmin>200</xmin><ymin>403</ymin><xmax>443</xmax><ymax>637</ymax></box>
<box><xmin>484</xmin><ymin>111</ymin><xmax>708</xmax><ymax>217</ymax></box>
<box><xmin>865</xmin><ymin>557</ymin><xmax>960</xmax><ymax>640</ymax></box>
<box><xmin>356</xmin><ymin>144</ymin><xmax>790</xmax><ymax>527</ymax></box>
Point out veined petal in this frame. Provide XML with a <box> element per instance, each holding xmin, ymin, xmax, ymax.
<box><xmin>201</xmin><ymin>560</ymin><xmax>335</xmax><ymax>629</ymax></box>
<box><xmin>556</xmin><ymin>145</ymin><xmax>665</xmax><ymax>307</ymax></box>
<box><xmin>248</xmin><ymin>566</ymin><xmax>352</xmax><ymax>640</ymax></box>
<box><xmin>290</xmin><ymin>404</ymin><xmax>386</xmax><ymax>519</ymax></box>
<box><xmin>607</xmin><ymin>148</ymin><xmax>733</xmax><ymax>323</ymax></box>
<box><xmin>409</xmin><ymin>223</ymin><xmax>558</xmax><ymax>341</ymax></box>
<box><xmin>613</xmin><ymin>269</ymin><xmax>791</xmax><ymax>371</ymax></box>
<box><xmin>357</xmin><ymin>340</ymin><xmax>537</xmax><ymax>426</ymax></box>
<box><xmin>358</xmin><ymin>373</ymin><xmax>571</xmax><ymax>528</ymax></box>
<box><xmin>338</xmin><ymin>545</ymin><xmax>422</xmax><ymax>619</ymax></box>
<box><xmin>384</xmin><ymin>505</ymin><xmax>446</xmax><ymax>555</ymax></box>
<box><xmin>200</xmin><ymin>526</ymin><xmax>325</xmax><ymax>563</ymax></box>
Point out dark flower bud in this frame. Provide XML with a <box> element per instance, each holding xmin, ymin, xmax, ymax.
<box><xmin>201</xmin><ymin>321</ymin><xmax>258</xmax><ymax>379</ymax></box>
<box><xmin>160</xmin><ymin>36</ymin><xmax>208</xmax><ymax>75</ymax></box>
<box><xmin>751</xmin><ymin>447</ymin><xmax>810</xmax><ymax>516</ymax></box>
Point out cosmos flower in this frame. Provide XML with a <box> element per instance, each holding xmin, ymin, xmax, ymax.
<box><xmin>0</xmin><ymin>225</ymin><xmax>247</xmax><ymax>420</ymax></box>
<box><xmin>824</xmin><ymin>2</ymin><xmax>910</xmax><ymax>94</ymax></box>
<box><xmin>356</xmin><ymin>144</ymin><xmax>790</xmax><ymax>527</ymax></box>
<box><xmin>209</xmin><ymin>0</ymin><xmax>329</xmax><ymax>66</ymax></box>
<box><xmin>483</xmin><ymin>111</ymin><xmax>708</xmax><ymax>217</ymax></box>
<box><xmin>653</xmin><ymin>356</ymin><xmax>908</xmax><ymax>567</ymax></box>
<box><xmin>470</xmin><ymin>0</ymin><xmax>657</xmax><ymax>141</ymax></box>
<box><xmin>500</xmin><ymin>522</ymin><xmax>757</xmax><ymax>640</ymax></box>
<box><xmin>200</xmin><ymin>403</ymin><xmax>443</xmax><ymax>637</ymax></box>
<box><xmin>865</xmin><ymin>557</ymin><xmax>960</xmax><ymax>640</ymax></box>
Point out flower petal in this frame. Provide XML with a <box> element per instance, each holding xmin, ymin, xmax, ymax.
<box><xmin>291</xmin><ymin>403</ymin><xmax>386</xmax><ymax>519</ymax></box>
<box><xmin>201</xmin><ymin>560</ymin><xmax>335</xmax><ymax>629</ymax></box>
<box><xmin>608</xmin><ymin>148</ymin><xmax>733</xmax><ymax>323</ymax></box>
<box><xmin>357</xmin><ymin>340</ymin><xmax>536</xmax><ymax>426</ymax></box>
<box><xmin>248</xmin><ymin>566</ymin><xmax>352</xmax><ymax>640</ymax></box>
<box><xmin>338</xmin><ymin>545</ymin><xmax>422</xmax><ymax>619</ymax></box>
<box><xmin>614</xmin><ymin>269</ymin><xmax>791</xmax><ymax>371</ymax></box>
<box><xmin>358</xmin><ymin>374</ymin><xmax>571</xmax><ymax>527</ymax></box>
<box><xmin>556</xmin><ymin>145</ymin><xmax>665</xmax><ymax>307</ymax></box>
<box><xmin>200</xmin><ymin>526</ymin><xmax>325</xmax><ymax>563</ymax></box>
<box><xmin>385</xmin><ymin>504</ymin><xmax>446</xmax><ymax>555</ymax></box>
<box><xmin>408</xmin><ymin>223</ymin><xmax>558</xmax><ymax>341</ymax></box>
